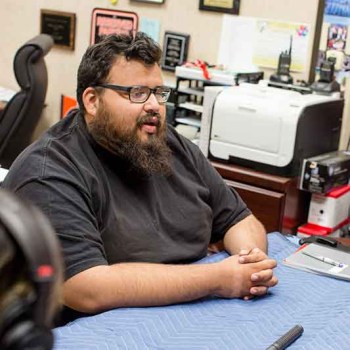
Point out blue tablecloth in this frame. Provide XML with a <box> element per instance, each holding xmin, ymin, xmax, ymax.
<box><xmin>53</xmin><ymin>233</ymin><xmax>350</xmax><ymax>349</ymax></box>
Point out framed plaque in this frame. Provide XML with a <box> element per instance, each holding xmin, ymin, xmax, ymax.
<box><xmin>130</xmin><ymin>0</ymin><xmax>165</xmax><ymax>3</ymax></box>
<box><xmin>161</xmin><ymin>31</ymin><xmax>190</xmax><ymax>71</ymax></box>
<box><xmin>199</xmin><ymin>0</ymin><xmax>240</xmax><ymax>14</ymax></box>
<box><xmin>90</xmin><ymin>8</ymin><xmax>138</xmax><ymax>44</ymax></box>
<box><xmin>40</xmin><ymin>9</ymin><xmax>76</xmax><ymax>50</ymax></box>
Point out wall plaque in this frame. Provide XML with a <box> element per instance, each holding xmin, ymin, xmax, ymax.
<box><xmin>199</xmin><ymin>0</ymin><xmax>240</xmax><ymax>14</ymax></box>
<box><xmin>161</xmin><ymin>31</ymin><xmax>190</xmax><ymax>71</ymax></box>
<box><xmin>90</xmin><ymin>8</ymin><xmax>138</xmax><ymax>44</ymax></box>
<box><xmin>40</xmin><ymin>9</ymin><xmax>76</xmax><ymax>50</ymax></box>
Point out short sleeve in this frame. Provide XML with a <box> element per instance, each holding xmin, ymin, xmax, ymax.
<box><xmin>16</xmin><ymin>179</ymin><xmax>108</xmax><ymax>280</ymax></box>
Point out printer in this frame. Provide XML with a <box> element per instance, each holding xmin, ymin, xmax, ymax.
<box><xmin>200</xmin><ymin>82</ymin><xmax>344</xmax><ymax>176</ymax></box>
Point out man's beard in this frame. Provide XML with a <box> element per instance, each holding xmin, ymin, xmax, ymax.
<box><xmin>87</xmin><ymin>104</ymin><xmax>173</xmax><ymax>176</ymax></box>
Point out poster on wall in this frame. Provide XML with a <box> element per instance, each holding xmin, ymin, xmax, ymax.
<box><xmin>327</xmin><ymin>24</ymin><xmax>348</xmax><ymax>51</ymax></box>
<box><xmin>140</xmin><ymin>18</ymin><xmax>160</xmax><ymax>42</ymax></box>
<box><xmin>252</xmin><ymin>20</ymin><xmax>310</xmax><ymax>72</ymax></box>
<box><xmin>325</xmin><ymin>0</ymin><xmax>350</xmax><ymax>18</ymax></box>
<box><xmin>321</xmin><ymin>0</ymin><xmax>350</xmax><ymax>80</ymax></box>
<box><xmin>90</xmin><ymin>8</ymin><xmax>138</xmax><ymax>44</ymax></box>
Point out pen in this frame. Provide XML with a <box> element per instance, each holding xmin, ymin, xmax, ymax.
<box><xmin>266</xmin><ymin>325</ymin><xmax>304</xmax><ymax>350</ymax></box>
<box><xmin>302</xmin><ymin>251</ymin><xmax>344</xmax><ymax>268</ymax></box>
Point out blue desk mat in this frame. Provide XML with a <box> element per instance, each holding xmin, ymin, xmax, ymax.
<box><xmin>53</xmin><ymin>233</ymin><xmax>350</xmax><ymax>349</ymax></box>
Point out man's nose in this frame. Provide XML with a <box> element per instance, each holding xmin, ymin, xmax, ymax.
<box><xmin>144</xmin><ymin>92</ymin><xmax>160</xmax><ymax>112</ymax></box>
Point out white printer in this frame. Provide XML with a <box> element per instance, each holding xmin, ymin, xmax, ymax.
<box><xmin>200</xmin><ymin>82</ymin><xmax>344</xmax><ymax>176</ymax></box>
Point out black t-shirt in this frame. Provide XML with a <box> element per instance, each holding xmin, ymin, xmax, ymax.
<box><xmin>3</xmin><ymin>110</ymin><xmax>251</xmax><ymax>280</ymax></box>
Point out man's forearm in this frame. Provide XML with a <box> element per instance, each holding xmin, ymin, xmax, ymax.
<box><xmin>63</xmin><ymin>262</ymin><xmax>220</xmax><ymax>313</ymax></box>
<box><xmin>63</xmin><ymin>250</ymin><xmax>277</xmax><ymax>314</ymax></box>
<box><xmin>223</xmin><ymin>214</ymin><xmax>267</xmax><ymax>255</ymax></box>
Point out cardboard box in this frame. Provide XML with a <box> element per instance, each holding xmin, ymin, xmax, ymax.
<box><xmin>299</xmin><ymin>150</ymin><xmax>350</xmax><ymax>194</ymax></box>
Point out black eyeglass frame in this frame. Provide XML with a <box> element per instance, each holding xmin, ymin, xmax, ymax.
<box><xmin>94</xmin><ymin>83</ymin><xmax>172</xmax><ymax>104</ymax></box>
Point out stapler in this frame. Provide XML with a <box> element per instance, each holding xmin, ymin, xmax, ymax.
<box><xmin>299</xmin><ymin>236</ymin><xmax>350</xmax><ymax>252</ymax></box>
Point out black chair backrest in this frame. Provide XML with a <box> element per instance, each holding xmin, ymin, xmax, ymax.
<box><xmin>0</xmin><ymin>34</ymin><xmax>54</xmax><ymax>168</ymax></box>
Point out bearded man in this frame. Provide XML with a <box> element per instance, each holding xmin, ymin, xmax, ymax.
<box><xmin>2</xmin><ymin>32</ymin><xmax>278</xmax><ymax>325</ymax></box>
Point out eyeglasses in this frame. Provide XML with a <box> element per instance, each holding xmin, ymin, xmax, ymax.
<box><xmin>95</xmin><ymin>83</ymin><xmax>172</xmax><ymax>104</ymax></box>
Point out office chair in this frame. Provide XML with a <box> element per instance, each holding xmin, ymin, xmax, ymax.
<box><xmin>0</xmin><ymin>190</ymin><xmax>63</xmax><ymax>350</ymax></box>
<box><xmin>0</xmin><ymin>34</ymin><xmax>54</xmax><ymax>169</ymax></box>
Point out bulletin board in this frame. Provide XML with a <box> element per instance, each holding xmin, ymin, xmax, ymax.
<box><xmin>218</xmin><ymin>15</ymin><xmax>310</xmax><ymax>72</ymax></box>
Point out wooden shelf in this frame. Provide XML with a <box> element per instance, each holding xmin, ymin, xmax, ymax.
<box><xmin>212</xmin><ymin>161</ymin><xmax>310</xmax><ymax>234</ymax></box>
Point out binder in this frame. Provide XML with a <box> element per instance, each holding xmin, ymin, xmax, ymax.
<box><xmin>283</xmin><ymin>242</ymin><xmax>350</xmax><ymax>281</ymax></box>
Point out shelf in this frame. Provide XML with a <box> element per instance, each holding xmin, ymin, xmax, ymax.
<box><xmin>175</xmin><ymin>66</ymin><xmax>263</xmax><ymax>85</ymax></box>
<box><xmin>175</xmin><ymin>115</ymin><xmax>201</xmax><ymax>128</ymax></box>
<box><xmin>178</xmin><ymin>102</ymin><xmax>203</xmax><ymax>113</ymax></box>
<box><xmin>177</xmin><ymin>87</ymin><xmax>204</xmax><ymax>97</ymax></box>
<box><xmin>176</xmin><ymin>66</ymin><xmax>235</xmax><ymax>85</ymax></box>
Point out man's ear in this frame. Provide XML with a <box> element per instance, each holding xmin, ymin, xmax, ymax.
<box><xmin>82</xmin><ymin>87</ymin><xmax>100</xmax><ymax>117</ymax></box>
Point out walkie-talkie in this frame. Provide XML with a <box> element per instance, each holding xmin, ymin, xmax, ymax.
<box><xmin>277</xmin><ymin>36</ymin><xmax>292</xmax><ymax>76</ymax></box>
<box><xmin>270</xmin><ymin>36</ymin><xmax>294</xmax><ymax>85</ymax></box>
<box><xmin>319</xmin><ymin>57</ymin><xmax>336</xmax><ymax>83</ymax></box>
<box><xmin>310</xmin><ymin>56</ymin><xmax>340</xmax><ymax>94</ymax></box>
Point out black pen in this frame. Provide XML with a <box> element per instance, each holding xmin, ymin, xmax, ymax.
<box><xmin>266</xmin><ymin>325</ymin><xmax>304</xmax><ymax>350</ymax></box>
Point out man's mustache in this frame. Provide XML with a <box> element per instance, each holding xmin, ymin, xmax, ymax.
<box><xmin>137</xmin><ymin>113</ymin><xmax>161</xmax><ymax>127</ymax></box>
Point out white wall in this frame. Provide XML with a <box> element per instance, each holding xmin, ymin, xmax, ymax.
<box><xmin>0</xmin><ymin>0</ymin><xmax>321</xmax><ymax>137</ymax></box>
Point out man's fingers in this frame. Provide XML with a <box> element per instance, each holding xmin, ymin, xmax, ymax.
<box><xmin>251</xmin><ymin>269</ymin><xmax>274</xmax><ymax>282</ymax></box>
<box><xmin>238</xmin><ymin>248</ymin><xmax>267</xmax><ymax>263</ymax></box>
<box><xmin>252</xmin><ymin>273</ymin><xmax>279</xmax><ymax>287</ymax></box>
<box><xmin>238</xmin><ymin>249</ymin><xmax>252</xmax><ymax>256</ymax></box>
<box><xmin>250</xmin><ymin>286</ymin><xmax>269</xmax><ymax>296</ymax></box>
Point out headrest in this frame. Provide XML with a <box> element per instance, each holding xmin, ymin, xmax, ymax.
<box><xmin>13</xmin><ymin>34</ymin><xmax>54</xmax><ymax>89</ymax></box>
<box><xmin>23</xmin><ymin>34</ymin><xmax>54</xmax><ymax>57</ymax></box>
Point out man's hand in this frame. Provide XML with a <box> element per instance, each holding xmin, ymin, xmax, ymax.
<box><xmin>213</xmin><ymin>254</ymin><xmax>278</xmax><ymax>300</ymax></box>
<box><xmin>238</xmin><ymin>247</ymin><xmax>278</xmax><ymax>299</ymax></box>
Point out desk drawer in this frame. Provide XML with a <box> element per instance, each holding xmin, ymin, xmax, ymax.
<box><xmin>225</xmin><ymin>179</ymin><xmax>285</xmax><ymax>233</ymax></box>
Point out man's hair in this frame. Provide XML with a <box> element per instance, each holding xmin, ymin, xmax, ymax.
<box><xmin>76</xmin><ymin>32</ymin><xmax>163</xmax><ymax>111</ymax></box>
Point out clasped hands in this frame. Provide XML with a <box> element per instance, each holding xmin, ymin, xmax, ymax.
<box><xmin>215</xmin><ymin>247</ymin><xmax>278</xmax><ymax>300</ymax></box>
<box><xmin>238</xmin><ymin>247</ymin><xmax>278</xmax><ymax>299</ymax></box>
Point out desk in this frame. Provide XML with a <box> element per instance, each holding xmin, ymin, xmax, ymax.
<box><xmin>53</xmin><ymin>233</ymin><xmax>350</xmax><ymax>350</ymax></box>
<box><xmin>212</xmin><ymin>161</ymin><xmax>310</xmax><ymax>234</ymax></box>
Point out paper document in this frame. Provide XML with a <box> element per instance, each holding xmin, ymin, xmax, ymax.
<box><xmin>284</xmin><ymin>243</ymin><xmax>350</xmax><ymax>281</ymax></box>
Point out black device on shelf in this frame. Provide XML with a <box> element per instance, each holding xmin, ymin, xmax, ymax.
<box><xmin>311</xmin><ymin>57</ymin><xmax>340</xmax><ymax>94</ymax></box>
<box><xmin>270</xmin><ymin>36</ymin><xmax>294</xmax><ymax>85</ymax></box>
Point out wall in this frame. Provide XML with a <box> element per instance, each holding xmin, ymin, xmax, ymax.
<box><xmin>0</xmin><ymin>0</ymin><xmax>321</xmax><ymax>137</ymax></box>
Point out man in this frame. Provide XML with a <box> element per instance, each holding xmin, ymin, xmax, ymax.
<box><xmin>3</xmin><ymin>32</ymin><xmax>278</xmax><ymax>323</ymax></box>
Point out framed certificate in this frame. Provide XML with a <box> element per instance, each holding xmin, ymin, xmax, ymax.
<box><xmin>40</xmin><ymin>9</ymin><xmax>76</xmax><ymax>50</ymax></box>
<box><xmin>90</xmin><ymin>8</ymin><xmax>138</xmax><ymax>44</ymax></box>
<box><xmin>199</xmin><ymin>0</ymin><xmax>240</xmax><ymax>14</ymax></box>
<box><xmin>161</xmin><ymin>31</ymin><xmax>190</xmax><ymax>71</ymax></box>
<box><xmin>130</xmin><ymin>0</ymin><xmax>165</xmax><ymax>3</ymax></box>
